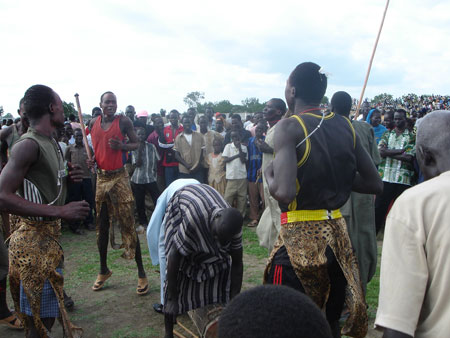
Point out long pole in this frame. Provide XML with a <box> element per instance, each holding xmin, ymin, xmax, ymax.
<box><xmin>354</xmin><ymin>0</ymin><xmax>390</xmax><ymax>120</ymax></box>
<box><xmin>74</xmin><ymin>93</ymin><xmax>93</xmax><ymax>161</ymax></box>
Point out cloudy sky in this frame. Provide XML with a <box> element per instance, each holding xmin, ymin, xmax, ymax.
<box><xmin>1</xmin><ymin>0</ymin><xmax>449</xmax><ymax>116</ymax></box>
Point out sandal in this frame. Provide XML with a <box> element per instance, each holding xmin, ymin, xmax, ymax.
<box><xmin>0</xmin><ymin>312</ymin><xmax>24</xmax><ymax>330</ymax></box>
<box><xmin>92</xmin><ymin>270</ymin><xmax>113</xmax><ymax>291</ymax></box>
<box><xmin>247</xmin><ymin>220</ymin><xmax>258</xmax><ymax>227</ymax></box>
<box><xmin>137</xmin><ymin>277</ymin><xmax>149</xmax><ymax>296</ymax></box>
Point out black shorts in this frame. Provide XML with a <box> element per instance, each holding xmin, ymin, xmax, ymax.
<box><xmin>266</xmin><ymin>245</ymin><xmax>346</xmax><ymax>322</ymax></box>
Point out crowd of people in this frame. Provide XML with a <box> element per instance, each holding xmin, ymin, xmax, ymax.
<box><xmin>0</xmin><ymin>61</ymin><xmax>448</xmax><ymax>338</ymax></box>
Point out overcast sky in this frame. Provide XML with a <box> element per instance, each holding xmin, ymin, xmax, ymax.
<box><xmin>1</xmin><ymin>0</ymin><xmax>449</xmax><ymax>116</ymax></box>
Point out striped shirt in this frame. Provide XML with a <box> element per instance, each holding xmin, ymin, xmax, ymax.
<box><xmin>247</xmin><ymin>136</ymin><xmax>263</xmax><ymax>182</ymax></box>
<box><xmin>164</xmin><ymin>184</ymin><xmax>242</xmax><ymax>314</ymax></box>
<box><xmin>131</xmin><ymin>142</ymin><xmax>160</xmax><ymax>184</ymax></box>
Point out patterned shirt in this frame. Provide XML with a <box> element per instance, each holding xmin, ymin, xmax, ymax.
<box><xmin>247</xmin><ymin>136</ymin><xmax>263</xmax><ymax>183</ymax></box>
<box><xmin>164</xmin><ymin>184</ymin><xmax>242</xmax><ymax>313</ymax></box>
<box><xmin>378</xmin><ymin>129</ymin><xmax>416</xmax><ymax>186</ymax></box>
<box><xmin>131</xmin><ymin>142</ymin><xmax>160</xmax><ymax>184</ymax></box>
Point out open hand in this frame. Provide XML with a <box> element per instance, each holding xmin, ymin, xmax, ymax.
<box><xmin>109</xmin><ymin>137</ymin><xmax>123</xmax><ymax>150</ymax></box>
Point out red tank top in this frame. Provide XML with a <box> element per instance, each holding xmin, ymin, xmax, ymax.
<box><xmin>91</xmin><ymin>116</ymin><xmax>125</xmax><ymax>170</ymax></box>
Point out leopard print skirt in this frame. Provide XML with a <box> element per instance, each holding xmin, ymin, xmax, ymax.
<box><xmin>264</xmin><ymin>218</ymin><xmax>368</xmax><ymax>338</ymax></box>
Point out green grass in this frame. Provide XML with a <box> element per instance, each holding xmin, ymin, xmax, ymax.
<box><xmin>366</xmin><ymin>245</ymin><xmax>382</xmax><ymax>321</ymax></box>
<box><xmin>242</xmin><ymin>226</ymin><xmax>268</xmax><ymax>258</ymax></box>
<box><xmin>110</xmin><ymin>326</ymin><xmax>159</xmax><ymax>338</ymax></box>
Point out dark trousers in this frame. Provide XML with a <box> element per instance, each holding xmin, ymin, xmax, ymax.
<box><xmin>164</xmin><ymin>166</ymin><xmax>179</xmax><ymax>186</ymax></box>
<box><xmin>266</xmin><ymin>245</ymin><xmax>346</xmax><ymax>323</ymax></box>
<box><xmin>67</xmin><ymin>178</ymin><xmax>95</xmax><ymax>230</ymax></box>
<box><xmin>375</xmin><ymin>181</ymin><xmax>410</xmax><ymax>234</ymax></box>
<box><xmin>131</xmin><ymin>182</ymin><xmax>160</xmax><ymax>225</ymax></box>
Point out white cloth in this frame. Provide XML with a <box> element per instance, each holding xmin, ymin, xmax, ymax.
<box><xmin>375</xmin><ymin>170</ymin><xmax>450</xmax><ymax>337</ymax></box>
<box><xmin>146</xmin><ymin>178</ymin><xmax>200</xmax><ymax>304</ymax></box>
<box><xmin>256</xmin><ymin>124</ymin><xmax>281</xmax><ymax>251</ymax></box>
<box><xmin>183</xmin><ymin>133</ymin><xmax>192</xmax><ymax>146</ymax></box>
<box><xmin>222</xmin><ymin>143</ymin><xmax>247</xmax><ymax>180</ymax></box>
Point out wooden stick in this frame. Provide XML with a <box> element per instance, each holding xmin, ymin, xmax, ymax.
<box><xmin>177</xmin><ymin>321</ymin><xmax>199</xmax><ymax>338</ymax></box>
<box><xmin>74</xmin><ymin>93</ymin><xmax>92</xmax><ymax>161</ymax></box>
<box><xmin>354</xmin><ymin>0</ymin><xmax>390</xmax><ymax>120</ymax></box>
<box><xmin>173</xmin><ymin>329</ymin><xmax>187</xmax><ymax>338</ymax></box>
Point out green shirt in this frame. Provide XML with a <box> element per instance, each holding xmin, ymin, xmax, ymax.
<box><xmin>378</xmin><ymin>129</ymin><xmax>416</xmax><ymax>186</ymax></box>
<box><xmin>16</xmin><ymin>128</ymin><xmax>67</xmax><ymax>207</ymax></box>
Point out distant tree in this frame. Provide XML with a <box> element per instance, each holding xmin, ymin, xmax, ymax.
<box><xmin>214</xmin><ymin>100</ymin><xmax>234</xmax><ymax>114</ymax></box>
<box><xmin>183</xmin><ymin>91</ymin><xmax>205</xmax><ymax>108</ymax></box>
<box><xmin>63</xmin><ymin>101</ymin><xmax>77</xmax><ymax>119</ymax></box>
<box><xmin>241</xmin><ymin>97</ymin><xmax>265</xmax><ymax>113</ymax></box>
<box><xmin>321</xmin><ymin>96</ymin><xmax>329</xmax><ymax>105</ymax></box>
<box><xmin>372</xmin><ymin>93</ymin><xmax>393</xmax><ymax>105</ymax></box>
<box><xmin>3</xmin><ymin>113</ymin><xmax>13</xmax><ymax>119</ymax></box>
<box><xmin>0</xmin><ymin>106</ymin><xmax>3</xmax><ymax>116</ymax></box>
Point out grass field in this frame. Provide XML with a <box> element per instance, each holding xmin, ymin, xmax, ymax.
<box><xmin>2</xmin><ymin>224</ymin><xmax>382</xmax><ymax>337</ymax></box>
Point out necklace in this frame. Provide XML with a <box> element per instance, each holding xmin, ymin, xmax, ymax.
<box><xmin>299</xmin><ymin>108</ymin><xmax>322</xmax><ymax>115</ymax></box>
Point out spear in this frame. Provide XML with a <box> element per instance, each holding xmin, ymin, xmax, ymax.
<box><xmin>74</xmin><ymin>93</ymin><xmax>93</xmax><ymax>161</ymax></box>
<box><xmin>354</xmin><ymin>0</ymin><xmax>390</xmax><ymax>120</ymax></box>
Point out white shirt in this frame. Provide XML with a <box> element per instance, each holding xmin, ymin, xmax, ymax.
<box><xmin>375</xmin><ymin>171</ymin><xmax>450</xmax><ymax>338</ymax></box>
<box><xmin>184</xmin><ymin>133</ymin><xmax>192</xmax><ymax>146</ymax></box>
<box><xmin>222</xmin><ymin>143</ymin><xmax>247</xmax><ymax>180</ymax></box>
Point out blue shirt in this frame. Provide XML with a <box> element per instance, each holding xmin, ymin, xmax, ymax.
<box><xmin>146</xmin><ymin>179</ymin><xmax>200</xmax><ymax>265</ymax></box>
<box><xmin>247</xmin><ymin>136</ymin><xmax>263</xmax><ymax>183</ymax></box>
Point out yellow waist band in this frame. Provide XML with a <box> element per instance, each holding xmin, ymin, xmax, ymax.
<box><xmin>280</xmin><ymin>209</ymin><xmax>342</xmax><ymax>224</ymax></box>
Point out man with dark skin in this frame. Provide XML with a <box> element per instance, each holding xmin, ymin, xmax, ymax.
<box><xmin>205</xmin><ymin>107</ymin><xmax>215</xmax><ymax>130</ymax></box>
<box><xmin>382</xmin><ymin>110</ymin><xmax>395</xmax><ymax>130</ymax></box>
<box><xmin>265</xmin><ymin>62</ymin><xmax>382</xmax><ymax>338</ymax></box>
<box><xmin>186</xmin><ymin>107</ymin><xmax>197</xmax><ymax>131</ymax></box>
<box><xmin>88</xmin><ymin>92</ymin><xmax>148</xmax><ymax>295</ymax></box>
<box><xmin>199</xmin><ymin>115</ymin><xmax>223</xmax><ymax>182</ymax></box>
<box><xmin>147</xmin><ymin>116</ymin><xmax>166</xmax><ymax>192</ymax></box>
<box><xmin>224</xmin><ymin>115</ymin><xmax>251</xmax><ymax>146</ymax></box>
<box><xmin>0</xmin><ymin>98</ymin><xmax>29</xmax><ymax>167</ymax></box>
<box><xmin>376</xmin><ymin>111</ymin><xmax>450</xmax><ymax>338</ymax></box>
<box><xmin>255</xmin><ymin>98</ymin><xmax>286</xmax><ymax>250</ymax></box>
<box><xmin>125</xmin><ymin>105</ymin><xmax>136</xmax><ymax>121</ymax></box>
<box><xmin>0</xmin><ymin>85</ymin><xmax>89</xmax><ymax>337</ymax></box>
<box><xmin>160</xmin><ymin>110</ymin><xmax>184</xmax><ymax>186</ymax></box>
<box><xmin>174</xmin><ymin>115</ymin><xmax>204</xmax><ymax>181</ymax></box>
<box><xmin>375</xmin><ymin>109</ymin><xmax>415</xmax><ymax>234</ymax></box>
<box><xmin>215</xmin><ymin>117</ymin><xmax>226</xmax><ymax>137</ymax></box>
<box><xmin>163</xmin><ymin>184</ymin><xmax>243</xmax><ymax>338</ymax></box>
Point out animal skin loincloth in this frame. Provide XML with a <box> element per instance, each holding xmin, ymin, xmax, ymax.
<box><xmin>95</xmin><ymin>169</ymin><xmax>136</xmax><ymax>259</ymax></box>
<box><xmin>264</xmin><ymin>218</ymin><xmax>368</xmax><ymax>338</ymax></box>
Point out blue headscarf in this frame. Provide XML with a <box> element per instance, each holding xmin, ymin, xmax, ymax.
<box><xmin>366</xmin><ymin>109</ymin><xmax>387</xmax><ymax>144</ymax></box>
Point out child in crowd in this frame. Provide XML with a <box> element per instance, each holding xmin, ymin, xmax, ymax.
<box><xmin>131</xmin><ymin>127</ymin><xmax>161</xmax><ymax>233</ymax></box>
<box><xmin>206</xmin><ymin>138</ymin><xmax>226</xmax><ymax>196</ymax></box>
<box><xmin>223</xmin><ymin>131</ymin><xmax>248</xmax><ymax>217</ymax></box>
<box><xmin>247</xmin><ymin>121</ymin><xmax>266</xmax><ymax>226</ymax></box>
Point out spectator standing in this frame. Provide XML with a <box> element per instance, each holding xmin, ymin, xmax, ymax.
<box><xmin>131</xmin><ymin>127</ymin><xmax>161</xmax><ymax>233</ymax></box>
<box><xmin>199</xmin><ymin>115</ymin><xmax>223</xmax><ymax>183</ymax></box>
<box><xmin>247</xmin><ymin>121</ymin><xmax>266</xmax><ymax>227</ymax></box>
<box><xmin>206</xmin><ymin>138</ymin><xmax>227</xmax><ymax>196</ymax></box>
<box><xmin>147</xmin><ymin>116</ymin><xmax>166</xmax><ymax>192</ymax></box>
<box><xmin>223</xmin><ymin>131</ymin><xmax>248</xmax><ymax>217</ymax></box>
<box><xmin>65</xmin><ymin>129</ymin><xmax>95</xmax><ymax>234</ymax></box>
<box><xmin>174</xmin><ymin>115</ymin><xmax>205</xmax><ymax>182</ymax></box>
<box><xmin>375</xmin><ymin>109</ymin><xmax>416</xmax><ymax>234</ymax></box>
<box><xmin>160</xmin><ymin>110</ymin><xmax>183</xmax><ymax>186</ymax></box>
<box><xmin>224</xmin><ymin>115</ymin><xmax>251</xmax><ymax>146</ymax></box>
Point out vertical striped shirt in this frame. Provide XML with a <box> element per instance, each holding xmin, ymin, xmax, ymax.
<box><xmin>131</xmin><ymin>142</ymin><xmax>160</xmax><ymax>184</ymax></box>
<box><xmin>164</xmin><ymin>184</ymin><xmax>242</xmax><ymax>314</ymax></box>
